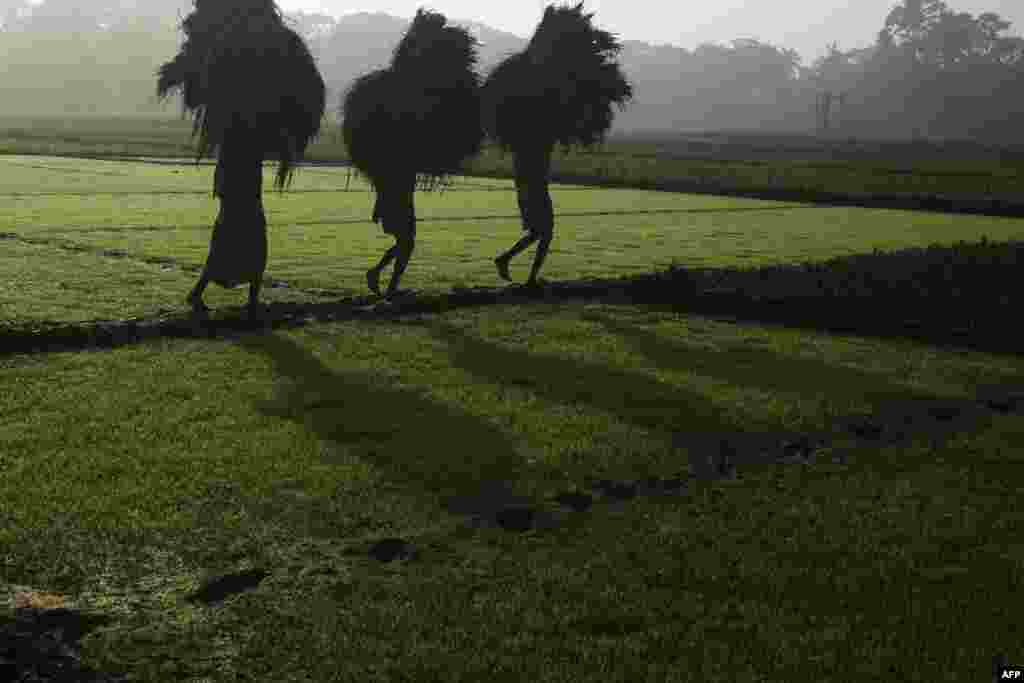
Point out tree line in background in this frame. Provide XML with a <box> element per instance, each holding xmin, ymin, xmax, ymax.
<box><xmin>1</xmin><ymin>0</ymin><xmax>1021</xmax><ymax>143</ymax></box>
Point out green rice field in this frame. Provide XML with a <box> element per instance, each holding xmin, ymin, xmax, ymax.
<box><xmin>2</xmin><ymin>154</ymin><xmax>1022</xmax><ymax>322</ymax></box>
<box><xmin>2</xmin><ymin>153</ymin><xmax>1024</xmax><ymax>682</ymax></box>
<box><xmin>2</xmin><ymin>116</ymin><xmax>1022</xmax><ymax>206</ymax></box>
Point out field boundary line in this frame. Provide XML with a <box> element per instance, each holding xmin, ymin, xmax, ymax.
<box><xmin>0</xmin><ymin>187</ymin><xmax>529</xmax><ymax>197</ymax></box>
<box><xmin>464</xmin><ymin>169</ymin><xmax>1024</xmax><ymax>218</ymax></box>
<box><xmin>2</xmin><ymin>204</ymin><xmax>821</xmax><ymax>235</ymax></box>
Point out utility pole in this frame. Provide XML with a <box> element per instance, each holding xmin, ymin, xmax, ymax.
<box><xmin>815</xmin><ymin>90</ymin><xmax>846</xmax><ymax>133</ymax></box>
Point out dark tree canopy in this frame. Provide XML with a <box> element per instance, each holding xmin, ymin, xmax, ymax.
<box><xmin>157</xmin><ymin>0</ymin><xmax>326</xmax><ymax>190</ymax></box>
<box><xmin>341</xmin><ymin>8</ymin><xmax>484</xmax><ymax>191</ymax></box>
<box><xmin>481</xmin><ymin>2</ymin><xmax>633</xmax><ymax>152</ymax></box>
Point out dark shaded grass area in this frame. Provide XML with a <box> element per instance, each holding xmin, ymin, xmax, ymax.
<box><xmin>5</xmin><ymin>301</ymin><xmax>1024</xmax><ymax>681</ymax></box>
<box><xmin>417</xmin><ymin>316</ymin><xmax>1010</xmax><ymax>477</ymax></box>
<box><xmin>2</xmin><ymin>237</ymin><xmax>1021</xmax><ymax>359</ymax></box>
<box><xmin>8</xmin><ymin>317</ymin><xmax>1021</xmax><ymax>681</ymax></box>
<box><xmin>234</xmin><ymin>330</ymin><xmax>539</xmax><ymax>514</ymax></box>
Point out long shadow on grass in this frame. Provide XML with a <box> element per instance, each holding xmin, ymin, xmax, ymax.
<box><xmin>576</xmin><ymin>310</ymin><xmax>1001</xmax><ymax>449</ymax></box>
<box><xmin>232</xmin><ymin>330</ymin><xmax>551</xmax><ymax>520</ymax></box>
<box><xmin>580</xmin><ymin>310</ymin><xmax>951</xmax><ymax>403</ymax></box>
<box><xmin>422</xmin><ymin>316</ymin><xmax>1000</xmax><ymax>467</ymax></box>
<box><xmin>419</xmin><ymin>319</ymin><xmax>810</xmax><ymax>470</ymax></box>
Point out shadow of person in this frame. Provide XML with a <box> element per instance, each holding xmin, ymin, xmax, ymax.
<box><xmin>233</xmin><ymin>330</ymin><xmax>546</xmax><ymax>520</ymax></box>
<box><xmin>419</xmin><ymin>319</ymin><xmax>807</xmax><ymax>471</ymax></box>
<box><xmin>578</xmin><ymin>310</ymin><xmax>949</xmax><ymax>405</ymax></box>
<box><xmin>579</xmin><ymin>309</ymin><xmax>1003</xmax><ymax>443</ymax></box>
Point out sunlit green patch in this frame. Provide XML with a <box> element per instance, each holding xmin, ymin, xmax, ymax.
<box><xmin>2</xmin><ymin>156</ymin><xmax>1022</xmax><ymax>324</ymax></box>
<box><xmin>0</xmin><ymin>238</ymin><xmax>336</xmax><ymax>322</ymax></box>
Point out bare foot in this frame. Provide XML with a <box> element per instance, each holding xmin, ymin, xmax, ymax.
<box><xmin>366</xmin><ymin>268</ymin><xmax>381</xmax><ymax>295</ymax></box>
<box><xmin>384</xmin><ymin>288</ymin><xmax>413</xmax><ymax>300</ymax></box>
<box><xmin>494</xmin><ymin>256</ymin><xmax>512</xmax><ymax>282</ymax></box>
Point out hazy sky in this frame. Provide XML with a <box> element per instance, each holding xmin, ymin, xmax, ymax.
<box><xmin>276</xmin><ymin>1</ymin><xmax>1024</xmax><ymax>63</ymax></box>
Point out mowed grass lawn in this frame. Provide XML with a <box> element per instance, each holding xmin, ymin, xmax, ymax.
<box><xmin>3</xmin><ymin>156</ymin><xmax>1024</xmax><ymax>681</ymax></box>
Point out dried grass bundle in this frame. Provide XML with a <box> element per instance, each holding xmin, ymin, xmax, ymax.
<box><xmin>482</xmin><ymin>2</ymin><xmax>633</xmax><ymax>152</ymax></box>
<box><xmin>341</xmin><ymin>8</ymin><xmax>484</xmax><ymax>191</ymax></box>
<box><xmin>157</xmin><ymin>0</ymin><xmax>326</xmax><ymax>190</ymax></box>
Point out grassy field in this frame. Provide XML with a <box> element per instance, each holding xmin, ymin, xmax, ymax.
<box><xmin>3</xmin><ymin>155</ymin><xmax>1022</xmax><ymax>325</ymax></box>
<box><xmin>2</xmin><ymin>116</ymin><xmax>1022</xmax><ymax>207</ymax></box>
<box><xmin>3</xmin><ymin>154</ymin><xmax>1024</xmax><ymax>682</ymax></box>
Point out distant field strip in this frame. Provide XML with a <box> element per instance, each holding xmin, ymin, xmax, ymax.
<box><xmin>4</xmin><ymin>117</ymin><xmax>1023</xmax><ymax>210</ymax></box>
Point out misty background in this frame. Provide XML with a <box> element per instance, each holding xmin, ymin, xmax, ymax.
<box><xmin>1</xmin><ymin>0</ymin><xmax>1022</xmax><ymax>143</ymax></box>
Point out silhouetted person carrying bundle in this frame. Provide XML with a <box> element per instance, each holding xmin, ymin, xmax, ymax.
<box><xmin>341</xmin><ymin>9</ymin><xmax>483</xmax><ymax>298</ymax></box>
<box><xmin>157</xmin><ymin>0</ymin><xmax>325</xmax><ymax>314</ymax></box>
<box><xmin>482</xmin><ymin>2</ymin><xmax>632</xmax><ymax>286</ymax></box>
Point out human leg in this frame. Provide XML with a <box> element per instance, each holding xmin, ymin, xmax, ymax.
<box><xmin>385</xmin><ymin>182</ymin><xmax>416</xmax><ymax>296</ymax></box>
<box><xmin>366</xmin><ymin>186</ymin><xmax>393</xmax><ymax>294</ymax></box>
<box><xmin>525</xmin><ymin>181</ymin><xmax>554</xmax><ymax>285</ymax></box>
<box><xmin>247</xmin><ymin>276</ymin><xmax>262</xmax><ymax>308</ymax></box>
<box><xmin>495</xmin><ymin>233</ymin><xmax>537</xmax><ymax>281</ymax></box>
<box><xmin>497</xmin><ymin>144</ymin><xmax>553</xmax><ymax>283</ymax></box>
<box><xmin>187</xmin><ymin>271</ymin><xmax>211</xmax><ymax>312</ymax></box>
<box><xmin>367</xmin><ymin>244</ymin><xmax>397</xmax><ymax>294</ymax></box>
